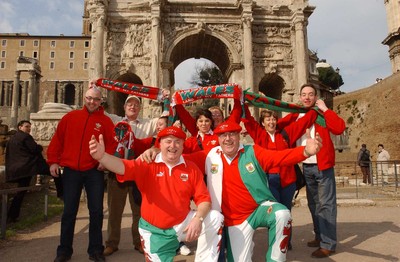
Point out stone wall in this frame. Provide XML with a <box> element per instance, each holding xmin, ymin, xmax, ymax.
<box><xmin>333</xmin><ymin>71</ymin><xmax>400</xmax><ymax>162</ymax></box>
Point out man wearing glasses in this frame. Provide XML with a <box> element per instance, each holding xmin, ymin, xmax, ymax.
<box><xmin>47</xmin><ymin>84</ymin><xmax>117</xmax><ymax>262</ymax></box>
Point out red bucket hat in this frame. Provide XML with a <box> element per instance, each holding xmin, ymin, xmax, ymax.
<box><xmin>213</xmin><ymin>121</ymin><xmax>242</xmax><ymax>135</ymax></box>
<box><xmin>157</xmin><ymin>126</ymin><xmax>186</xmax><ymax>140</ymax></box>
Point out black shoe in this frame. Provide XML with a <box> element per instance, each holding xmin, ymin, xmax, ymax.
<box><xmin>54</xmin><ymin>255</ymin><xmax>71</xmax><ymax>262</ymax></box>
<box><xmin>89</xmin><ymin>253</ymin><xmax>106</xmax><ymax>262</ymax></box>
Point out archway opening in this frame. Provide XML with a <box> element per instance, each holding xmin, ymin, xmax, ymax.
<box><xmin>64</xmin><ymin>83</ymin><xmax>76</xmax><ymax>105</ymax></box>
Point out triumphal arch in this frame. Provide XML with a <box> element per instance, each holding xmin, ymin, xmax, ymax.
<box><xmin>86</xmin><ymin>0</ymin><xmax>316</xmax><ymax>116</ymax></box>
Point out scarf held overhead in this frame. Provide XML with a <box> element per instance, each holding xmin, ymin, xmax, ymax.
<box><xmin>243</xmin><ymin>89</ymin><xmax>326</xmax><ymax>127</ymax></box>
<box><xmin>95</xmin><ymin>78</ymin><xmax>161</xmax><ymax>100</ymax></box>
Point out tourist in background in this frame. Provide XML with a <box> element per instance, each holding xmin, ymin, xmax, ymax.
<box><xmin>357</xmin><ymin>144</ymin><xmax>371</xmax><ymax>186</ymax></box>
<box><xmin>377</xmin><ymin>144</ymin><xmax>390</xmax><ymax>185</ymax></box>
<box><xmin>5</xmin><ymin>120</ymin><xmax>43</xmax><ymax>223</ymax></box>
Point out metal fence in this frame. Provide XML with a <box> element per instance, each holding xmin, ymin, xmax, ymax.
<box><xmin>333</xmin><ymin>160</ymin><xmax>399</xmax><ymax>199</ymax></box>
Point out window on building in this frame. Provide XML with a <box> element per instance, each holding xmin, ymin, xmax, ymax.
<box><xmin>20</xmin><ymin>40</ymin><xmax>25</xmax><ymax>47</ymax></box>
<box><xmin>83</xmin><ymin>62</ymin><xmax>88</xmax><ymax>70</ymax></box>
<box><xmin>1</xmin><ymin>51</ymin><xmax>5</xmax><ymax>58</ymax></box>
<box><xmin>84</xmin><ymin>51</ymin><xmax>89</xmax><ymax>59</ymax></box>
<box><xmin>1</xmin><ymin>40</ymin><xmax>6</xmax><ymax>47</ymax></box>
<box><xmin>50</xmin><ymin>61</ymin><xmax>55</xmax><ymax>69</ymax></box>
<box><xmin>84</xmin><ymin>41</ymin><xmax>90</xmax><ymax>48</ymax></box>
<box><xmin>33</xmin><ymin>51</ymin><xmax>38</xmax><ymax>58</ymax></box>
<box><xmin>70</xmin><ymin>41</ymin><xmax>75</xmax><ymax>48</ymax></box>
<box><xmin>69</xmin><ymin>62</ymin><xmax>74</xmax><ymax>69</ymax></box>
<box><xmin>50</xmin><ymin>40</ymin><xmax>56</xmax><ymax>47</ymax></box>
<box><xmin>1</xmin><ymin>61</ymin><xmax>5</xmax><ymax>69</ymax></box>
<box><xmin>50</xmin><ymin>51</ymin><xmax>55</xmax><ymax>58</ymax></box>
<box><xmin>69</xmin><ymin>51</ymin><xmax>74</xmax><ymax>59</ymax></box>
<box><xmin>19</xmin><ymin>51</ymin><xmax>24</xmax><ymax>56</ymax></box>
<box><xmin>33</xmin><ymin>40</ymin><xmax>39</xmax><ymax>47</ymax></box>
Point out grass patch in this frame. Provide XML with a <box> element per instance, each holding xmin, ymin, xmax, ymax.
<box><xmin>4</xmin><ymin>189</ymin><xmax>64</xmax><ymax>238</ymax></box>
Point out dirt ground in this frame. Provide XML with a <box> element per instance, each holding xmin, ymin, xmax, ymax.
<box><xmin>0</xmin><ymin>193</ymin><xmax>399</xmax><ymax>262</ymax></box>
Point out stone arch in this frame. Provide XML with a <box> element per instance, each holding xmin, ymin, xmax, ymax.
<box><xmin>64</xmin><ymin>83</ymin><xmax>76</xmax><ymax>105</ymax></box>
<box><xmin>106</xmin><ymin>72</ymin><xmax>143</xmax><ymax>116</ymax></box>
<box><xmin>258</xmin><ymin>74</ymin><xmax>285</xmax><ymax>100</ymax></box>
<box><xmin>165</xmin><ymin>29</ymin><xmax>241</xmax><ymax>85</ymax></box>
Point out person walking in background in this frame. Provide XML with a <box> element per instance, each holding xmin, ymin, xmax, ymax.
<box><xmin>5</xmin><ymin>120</ymin><xmax>43</xmax><ymax>223</ymax></box>
<box><xmin>47</xmin><ymin>85</ymin><xmax>117</xmax><ymax>262</ymax></box>
<box><xmin>357</xmin><ymin>144</ymin><xmax>371</xmax><ymax>186</ymax></box>
<box><xmin>377</xmin><ymin>144</ymin><xmax>390</xmax><ymax>185</ymax></box>
<box><xmin>278</xmin><ymin>83</ymin><xmax>346</xmax><ymax>258</ymax></box>
<box><xmin>89</xmin><ymin>126</ymin><xmax>224</xmax><ymax>262</ymax></box>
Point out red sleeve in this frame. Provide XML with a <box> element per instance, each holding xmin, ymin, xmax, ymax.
<box><xmin>175</xmin><ymin>104</ymin><xmax>197</xmax><ymax>136</ymax></box>
<box><xmin>116</xmin><ymin>158</ymin><xmax>148</xmax><ymax>183</ymax></box>
<box><xmin>277</xmin><ymin>113</ymin><xmax>299</xmax><ymax>131</ymax></box>
<box><xmin>183</xmin><ymin>151</ymin><xmax>207</xmax><ymax>174</ymax></box>
<box><xmin>102</xmin><ymin>116</ymin><xmax>118</xmax><ymax>155</ymax></box>
<box><xmin>253</xmin><ymin>144</ymin><xmax>307</xmax><ymax>171</ymax></box>
<box><xmin>226</xmin><ymin>99</ymin><xmax>242</xmax><ymax>124</ymax></box>
<box><xmin>284</xmin><ymin>110</ymin><xmax>318</xmax><ymax>146</ymax></box>
<box><xmin>134</xmin><ymin>136</ymin><xmax>155</xmax><ymax>157</ymax></box>
<box><xmin>242</xmin><ymin>104</ymin><xmax>268</xmax><ymax>145</ymax></box>
<box><xmin>324</xmin><ymin>109</ymin><xmax>346</xmax><ymax>135</ymax></box>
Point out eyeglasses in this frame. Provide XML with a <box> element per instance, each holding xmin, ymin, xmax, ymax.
<box><xmin>218</xmin><ymin>132</ymin><xmax>238</xmax><ymax>139</ymax></box>
<box><xmin>85</xmin><ymin>96</ymin><xmax>102</xmax><ymax>102</ymax></box>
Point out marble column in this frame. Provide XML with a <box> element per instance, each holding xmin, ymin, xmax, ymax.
<box><xmin>94</xmin><ymin>15</ymin><xmax>105</xmax><ymax>79</ymax></box>
<box><xmin>242</xmin><ymin>15</ymin><xmax>254</xmax><ymax>92</ymax></box>
<box><xmin>294</xmin><ymin>16</ymin><xmax>308</xmax><ymax>87</ymax></box>
<box><xmin>28</xmin><ymin>71</ymin><xmax>37</xmax><ymax>113</ymax></box>
<box><xmin>11</xmin><ymin>71</ymin><xmax>21</xmax><ymax>129</ymax></box>
<box><xmin>161</xmin><ymin>62</ymin><xmax>173</xmax><ymax>91</ymax></box>
<box><xmin>22</xmin><ymin>81</ymin><xmax>28</xmax><ymax>106</ymax></box>
<box><xmin>0</xmin><ymin>82</ymin><xmax>3</xmax><ymax>106</ymax></box>
<box><xmin>151</xmin><ymin>2</ymin><xmax>161</xmax><ymax>88</ymax></box>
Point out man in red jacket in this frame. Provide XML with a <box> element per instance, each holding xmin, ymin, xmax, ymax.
<box><xmin>278</xmin><ymin>83</ymin><xmax>346</xmax><ymax>258</ymax></box>
<box><xmin>47</xmin><ymin>84</ymin><xmax>117</xmax><ymax>262</ymax></box>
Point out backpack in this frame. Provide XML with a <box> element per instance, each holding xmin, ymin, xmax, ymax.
<box><xmin>360</xmin><ymin>150</ymin><xmax>370</xmax><ymax>162</ymax></box>
<box><xmin>280</xmin><ymin>129</ymin><xmax>306</xmax><ymax>198</ymax></box>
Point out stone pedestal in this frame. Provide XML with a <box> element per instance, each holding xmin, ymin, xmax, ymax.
<box><xmin>30</xmin><ymin>103</ymin><xmax>73</xmax><ymax>148</ymax></box>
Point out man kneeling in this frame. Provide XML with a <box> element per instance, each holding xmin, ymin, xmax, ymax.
<box><xmin>89</xmin><ymin>126</ymin><xmax>223</xmax><ymax>262</ymax></box>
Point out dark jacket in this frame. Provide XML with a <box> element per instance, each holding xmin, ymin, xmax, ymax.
<box><xmin>357</xmin><ymin>148</ymin><xmax>371</xmax><ymax>167</ymax></box>
<box><xmin>5</xmin><ymin>130</ymin><xmax>43</xmax><ymax>182</ymax></box>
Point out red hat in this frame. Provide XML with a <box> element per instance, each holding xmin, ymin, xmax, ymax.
<box><xmin>213</xmin><ymin>121</ymin><xmax>242</xmax><ymax>135</ymax></box>
<box><xmin>157</xmin><ymin>126</ymin><xmax>186</xmax><ymax>140</ymax></box>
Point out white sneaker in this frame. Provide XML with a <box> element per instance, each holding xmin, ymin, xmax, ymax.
<box><xmin>179</xmin><ymin>244</ymin><xmax>191</xmax><ymax>256</ymax></box>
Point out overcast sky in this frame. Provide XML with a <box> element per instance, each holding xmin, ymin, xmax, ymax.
<box><xmin>0</xmin><ymin>0</ymin><xmax>392</xmax><ymax>93</ymax></box>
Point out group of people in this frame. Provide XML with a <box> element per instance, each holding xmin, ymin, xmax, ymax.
<box><xmin>6</xmin><ymin>81</ymin><xmax>346</xmax><ymax>262</ymax></box>
<box><xmin>357</xmin><ymin>143</ymin><xmax>391</xmax><ymax>185</ymax></box>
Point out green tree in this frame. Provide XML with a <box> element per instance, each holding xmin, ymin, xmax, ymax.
<box><xmin>317</xmin><ymin>66</ymin><xmax>344</xmax><ymax>90</ymax></box>
<box><xmin>190</xmin><ymin>64</ymin><xmax>224</xmax><ymax>107</ymax></box>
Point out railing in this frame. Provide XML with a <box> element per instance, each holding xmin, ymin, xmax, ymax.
<box><xmin>0</xmin><ymin>183</ymin><xmax>49</xmax><ymax>239</ymax></box>
<box><xmin>334</xmin><ymin>160</ymin><xmax>399</xmax><ymax>198</ymax></box>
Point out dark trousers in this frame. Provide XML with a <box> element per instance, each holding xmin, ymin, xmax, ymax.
<box><xmin>360</xmin><ymin>166</ymin><xmax>371</xmax><ymax>184</ymax></box>
<box><xmin>8</xmin><ymin>176</ymin><xmax>33</xmax><ymax>221</ymax></box>
<box><xmin>57</xmin><ymin>167</ymin><xmax>105</xmax><ymax>257</ymax></box>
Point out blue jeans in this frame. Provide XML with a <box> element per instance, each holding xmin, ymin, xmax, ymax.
<box><xmin>57</xmin><ymin>167</ymin><xmax>105</xmax><ymax>257</ymax></box>
<box><xmin>303</xmin><ymin>165</ymin><xmax>337</xmax><ymax>251</ymax></box>
<box><xmin>267</xmin><ymin>174</ymin><xmax>296</xmax><ymax>211</ymax></box>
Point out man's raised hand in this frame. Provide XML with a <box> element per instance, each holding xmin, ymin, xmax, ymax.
<box><xmin>89</xmin><ymin>134</ymin><xmax>105</xmax><ymax>161</ymax></box>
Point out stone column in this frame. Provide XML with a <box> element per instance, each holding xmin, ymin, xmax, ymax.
<box><xmin>294</xmin><ymin>16</ymin><xmax>308</xmax><ymax>87</ymax></box>
<box><xmin>22</xmin><ymin>81</ymin><xmax>28</xmax><ymax>106</ymax></box>
<box><xmin>93</xmin><ymin>15</ymin><xmax>105</xmax><ymax>79</ymax></box>
<box><xmin>242</xmin><ymin>15</ymin><xmax>254</xmax><ymax>92</ymax></box>
<box><xmin>151</xmin><ymin>2</ymin><xmax>161</xmax><ymax>87</ymax></box>
<box><xmin>57</xmin><ymin>84</ymin><xmax>64</xmax><ymax>104</ymax></box>
<box><xmin>0</xmin><ymin>82</ymin><xmax>3</xmax><ymax>106</ymax></box>
<box><xmin>75</xmin><ymin>83</ymin><xmax>81</xmax><ymax>106</ymax></box>
<box><xmin>161</xmin><ymin>62</ymin><xmax>173</xmax><ymax>91</ymax></box>
<box><xmin>11</xmin><ymin>71</ymin><xmax>21</xmax><ymax>128</ymax></box>
<box><xmin>5</xmin><ymin>83</ymin><xmax>10</xmax><ymax>106</ymax></box>
<box><xmin>28</xmin><ymin>71</ymin><xmax>37</xmax><ymax>113</ymax></box>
